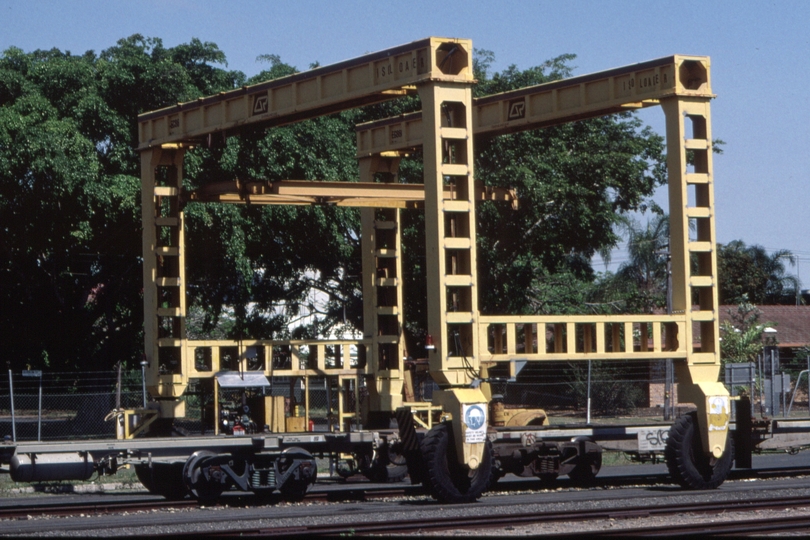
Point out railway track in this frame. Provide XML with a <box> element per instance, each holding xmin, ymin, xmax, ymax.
<box><xmin>194</xmin><ymin>495</ymin><xmax>810</xmax><ymax>537</ymax></box>
<box><xmin>2</xmin><ymin>465</ymin><xmax>809</xmax><ymax>536</ymax></box>
<box><xmin>0</xmin><ymin>485</ymin><xmax>418</xmax><ymax>520</ymax></box>
<box><xmin>585</xmin><ymin>513</ymin><xmax>810</xmax><ymax>537</ymax></box>
<box><xmin>2</xmin><ymin>490</ymin><xmax>810</xmax><ymax>537</ymax></box>
<box><xmin>1</xmin><ymin>464</ymin><xmax>807</xmax><ymax>521</ymax></box>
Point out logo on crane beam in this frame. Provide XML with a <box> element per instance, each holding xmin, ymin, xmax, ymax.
<box><xmin>252</xmin><ymin>94</ymin><xmax>269</xmax><ymax>116</ymax></box>
<box><xmin>508</xmin><ymin>99</ymin><xmax>526</xmax><ymax>120</ymax></box>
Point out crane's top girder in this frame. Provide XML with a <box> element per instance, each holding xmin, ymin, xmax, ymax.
<box><xmin>355</xmin><ymin>54</ymin><xmax>712</xmax><ymax>157</ymax></box>
<box><xmin>137</xmin><ymin>37</ymin><xmax>473</xmax><ymax>150</ymax></box>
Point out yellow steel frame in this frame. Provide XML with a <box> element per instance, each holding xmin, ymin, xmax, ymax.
<box><xmin>139</xmin><ymin>37</ymin><xmax>474</xmax><ymax>427</ymax></box>
<box><xmin>186</xmin><ymin>179</ymin><xmax>515</xmax><ymax>208</ymax></box>
<box><xmin>138</xmin><ymin>39</ymin><xmax>727</xmax><ymax>456</ymax></box>
<box><xmin>354</xmin><ymin>54</ymin><xmax>727</xmax><ymax>456</ymax></box>
<box><xmin>138</xmin><ymin>38</ymin><xmax>471</xmax><ymax>150</ymax></box>
<box><xmin>355</xmin><ymin>55</ymin><xmax>711</xmax><ymax>156</ymax></box>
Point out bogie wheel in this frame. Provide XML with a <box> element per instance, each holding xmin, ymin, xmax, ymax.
<box><xmin>536</xmin><ymin>472</ymin><xmax>559</xmax><ymax>485</ymax></box>
<box><xmin>135</xmin><ymin>463</ymin><xmax>187</xmax><ymax>500</ymax></box>
<box><xmin>183</xmin><ymin>450</ymin><xmax>226</xmax><ymax>504</ymax></box>
<box><xmin>364</xmin><ymin>444</ymin><xmax>409</xmax><ymax>483</ymax></box>
<box><xmin>568</xmin><ymin>456</ymin><xmax>601</xmax><ymax>486</ymax></box>
<box><xmin>420</xmin><ymin>423</ymin><xmax>494</xmax><ymax>504</ymax></box>
<box><xmin>277</xmin><ymin>447</ymin><xmax>317</xmax><ymax>502</ymax></box>
<box><xmin>488</xmin><ymin>460</ymin><xmax>506</xmax><ymax>489</ymax></box>
<box><xmin>665</xmin><ymin>412</ymin><xmax>733</xmax><ymax>490</ymax></box>
<box><xmin>566</xmin><ymin>437</ymin><xmax>602</xmax><ymax>487</ymax></box>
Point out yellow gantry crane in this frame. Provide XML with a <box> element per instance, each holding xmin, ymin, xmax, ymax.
<box><xmin>136</xmin><ymin>38</ymin><xmax>730</xmax><ymax>501</ymax></box>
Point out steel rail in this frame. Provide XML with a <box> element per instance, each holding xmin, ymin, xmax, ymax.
<box><xmin>197</xmin><ymin>495</ymin><xmax>810</xmax><ymax>537</ymax></box>
<box><xmin>0</xmin><ymin>464</ymin><xmax>806</xmax><ymax>520</ymax></box>
<box><xmin>0</xmin><ymin>498</ymin><xmax>198</xmax><ymax>520</ymax></box>
<box><xmin>581</xmin><ymin>513</ymin><xmax>810</xmax><ymax>537</ymax></box>
<box><xmin>0</xmin><ymin>485</ymin><xmax>416</xmax><ymax>520</ymax></box>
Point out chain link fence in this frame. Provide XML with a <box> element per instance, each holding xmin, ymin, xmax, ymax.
<box><xmin>0</xmin><ymin>370</ymin><xmax>142</xmax><ymax>441</ymax></box>
<box><xmin>2</xmin><ymin>356</ymin><xmax>807</xmax><ymax>442</ymax></box>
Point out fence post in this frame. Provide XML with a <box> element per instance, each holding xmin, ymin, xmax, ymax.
<box><xmin>757</xmin><ymin>352</ymin><xmax>764</xmax><ymax>416</ymax></box>
<box><xmin>770</xmin><ymin>349</ymin><xmax>776</xmax><ymax>416</ymax></box>
<box><xmin>37</xmin><ymin>372</ymin><xmax>42</xmax><ymax>442</ymax></box>
<box><xmin>116</xmin><ymin>363</ymin><xmax>122</xmax><ymax>410</ymax></box>
<box><xmin>8</xmin><ymin>370</ymin><xmax>15</xmax><ymax>442</ymax></box>
<box><xmin>586</xmin><ymin>360</ymin><xmax>592</xmax><ymax>424</ymax></box>
<box><xmin>664</xmin><ymin>359</ymin><xmax>674</xmax><ymax>420</ymax></box>
<box><xmin>141</xmin><ymin>360</ymin><xmax>148</xmax><ymax>408</ymax></box>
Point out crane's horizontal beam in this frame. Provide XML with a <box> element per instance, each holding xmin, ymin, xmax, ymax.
<box><xmin>138</xmin><ymin>37</ymin><xmax>474</xmax><ymax>150</ymax></box>
<box><xmin>356</xmin><ymin>55</ymin><xmax>712</xmax><ymax>157</ymax></box>
<box><xmin>185</xmin><ymin>180</ymin><xmax>517</xmax><ymax>209</ymax></box>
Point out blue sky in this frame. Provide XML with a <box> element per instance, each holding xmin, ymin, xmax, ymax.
<box><xmin>2</xmin><ymin>0</ymin><xmax>808</xmax><ymax>288</ymax></box>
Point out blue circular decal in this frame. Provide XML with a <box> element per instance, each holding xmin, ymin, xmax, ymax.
<box><xmin>464</xmin><ymin>405</ymin><xmax>486</xmax><ymax>430</ymax></box>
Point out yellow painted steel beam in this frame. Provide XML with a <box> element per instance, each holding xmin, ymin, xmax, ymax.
<box><xmin>420</xmin><ymin>82</ymin><xmax>480</xmax><ymax>388</ymax></box>
<box><xmin>185</xmin><ymin>180</ymin><xmax>516</xmax><ymax>208</ymax></box>
<box><xmin>141</xmin><ymin>146</ymin><xmax>189</xmax><ymax>405</ymax></box>
<box><xmin>138</xmin><ymin>37</ymin><xmax>473</xmax><ymax>150</ymax></box>
<box><xmin>478</xmin><ymin>315</ymin><xmax>689</xmax><ymax>362</ymax></box>
<box><xmin>186</xmin><ymin>339</ymin><xmax>370</xmax><ymax>380</ymax></box>
<box><xmin>356</xmin><ymin>55</ymin><xmax>712</xmax><ymax>157</ymax></box>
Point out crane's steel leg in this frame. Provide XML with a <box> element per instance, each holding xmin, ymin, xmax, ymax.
<box><xmin>420</xmin><ymin>75</ymin><xmax>487</xmax><ymax>468</ymax></box>
<box><xmin>140</xmin><ymin>146</ymin><xmax>188</xmax><ymax>419</ymax></box>
<box><xmin>662</xmin><ymin>93</ymin><xmax>729</xmax><ymax>458</ymax></box>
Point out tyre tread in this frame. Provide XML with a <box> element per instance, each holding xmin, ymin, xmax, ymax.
<box><xmin>665</xmin><ymin>412</ymin><xmax>732</xmax><ymax>490</ymax></box>
<box><xmin>420</xmin><ymin>423</ymin><xmax>494</xmax><ymax>504</ymax></box>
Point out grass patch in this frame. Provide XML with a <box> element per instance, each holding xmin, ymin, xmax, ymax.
<box><xmin>601</xmin><ymin>451</ymin><xmax>640</xmax><ymax>467</ymax></box>
<box><xmin>0</xmin><ymin>466</ymin><xmax>143</xmax><ymax>497</ymax></box>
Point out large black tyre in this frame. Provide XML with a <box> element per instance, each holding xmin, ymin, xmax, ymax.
<box><xmin>135</xmin><ymin>463</ymin><xmax>187</xmax><ymax>500</ymax></box>
<box><xmin>665</xmin><ymin>412</ymin><xmax>733</xmax><ymax>490</ymax></box>
<box><xmin>420</xmin><ymin>423</ymin><xmax>494</xmax><ymax>504</ymax></box>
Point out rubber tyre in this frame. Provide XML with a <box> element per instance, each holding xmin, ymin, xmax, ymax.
<box><xmin>420</xmin><ymin>423</ymin><xmax>494</xmax><ymax>504</ymax></box>
<box><xmin>665</xmin><ymin>412</ymin><xmax>733</xmax><ymax>490</ymax></box>
<box><xmin>135</xmin><ymin>463</ymin><xmax>187</xmax><ymax>500</ymax></box>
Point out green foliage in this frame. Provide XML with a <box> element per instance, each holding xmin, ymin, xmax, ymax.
<box><xmin>565</xmin><ymin>361</ymin><xmax>644</xmax><ymax>415</ymax></box>
<box><xmin>0</xmin><ymin>40</ymin><xmax>677</xmax><ymax>374</ymax></box>
<box><xmin>473</xmin><ymin>52</ymin><xmax>667</xmax><ymax>318</ymax></box>
<box><xmin>0</xmin><ymin>36</ymin><xmax>241</xmax><ymax>373</ymax></box>
<box><xmin>717</xmin><ymin>240</ymin><xmax>800</xmax><ymax>305</ymax></box>
<box><xmin>609</xmin><ymin>214</ymin><xmax>670</xmax><ymax>313</ymax></box>
<box><xmin>719</xmin><ymin>298</ymin><xmax>775</xmax><ymax>363</ymax></box>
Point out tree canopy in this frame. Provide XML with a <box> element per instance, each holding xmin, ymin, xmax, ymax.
<box><xmin>0</xmin><ymin>37</ymin><xmax>736</xmax><ymax>373</ymax></box>
<box><xmin>0</xmin><ymin>36</ymin><xmax>244</xmax><ymax>372</ymax></box>
<box><xmin>719</xmin><ymin>299</ymin><xmax>775</xmax><ymax>363</ymax></box>
<box><xmin>717</xmin><ymin>240</ymin><xmax>800</xmax><ymax>305</ymax></box>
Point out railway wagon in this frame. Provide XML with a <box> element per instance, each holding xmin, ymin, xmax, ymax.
<box><xmin>4</xmin><ymin>37</ymin><xmax>809</xmax><ymax>504</ymax></box>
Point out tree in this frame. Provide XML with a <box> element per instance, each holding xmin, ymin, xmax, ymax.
<box><xmin>472</xmin><ymin>53</ymin><xmax>668</xmax><ymax>317</ymax></box>
<box><xmin>610</xmin><ymin>214</ymin><xmax>671</xmax><ymax>313</ymax></box>
<box><xmin>0</xmin><ymin>36</ymin><xmax>244</xmax><ymax>373</ymax></box>
<box><xmin>717</xmin><ymin>240</ymin><xmax>800</xmax><ymax>305</ymax></box>
<box><xmin>182</xmin><ymin>68</ymin><xmax>366</xmax><ymax>341</ymax></box>
<box><xmin>719</xmin><ymin>298</ymin><xmax>775</xmax><ymax>363</ymax></box>
<box><xmin>0</xmin><ymin>41</ymin><xmax>679</xmax><ymax>374</ymax></box>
